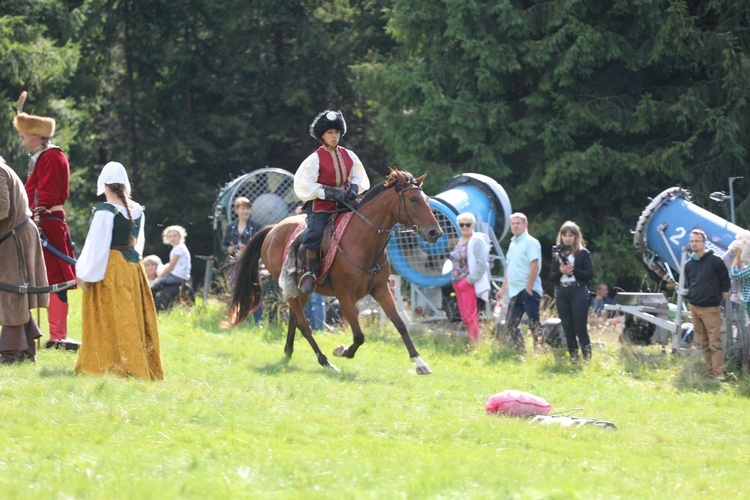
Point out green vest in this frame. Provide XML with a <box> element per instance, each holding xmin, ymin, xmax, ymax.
<box><xmin>93</xmin><ymin>202</ymin><xmax>142</xmax><ymax>263</ymax></box>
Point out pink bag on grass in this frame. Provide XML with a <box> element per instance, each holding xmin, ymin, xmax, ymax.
<box><xmin>485</xmin><ymin>390</ymin><xmax>552</xmax><ymax>417</ymax></box>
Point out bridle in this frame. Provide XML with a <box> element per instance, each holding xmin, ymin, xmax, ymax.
<box><xmin>394</xmin><ymin>181</ymin><xmax>424</xmax><ymax>233</ymax></box>
<box><xmin>333</xmin><ymin>178</ymin><xmax>426</xmax><ymax>293</ymax></box>
<box><xmin>341</xmin><ymin>178</ymin><xmax>424</xmax><ymax>235</ymax></box>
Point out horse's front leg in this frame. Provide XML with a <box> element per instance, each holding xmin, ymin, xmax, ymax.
<box><xmin>332</xmin><ymin>295</ymin><xmax>365</xmax><ymax>359</ymax></box>
<box><xmin>286</xmin><ymin>297</ymin><xmax>338</xmax><ymax>371</ymax></box>
<box><xmin>371</xmin><ymin>285</ymin><xmax>432</xmax><ymax>374</ymax></box>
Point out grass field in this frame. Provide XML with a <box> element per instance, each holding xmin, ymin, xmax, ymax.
<box><xmin>2</xmin><ymin>294</ymin><xmax>750</xmax><ymax>498</ymax></box>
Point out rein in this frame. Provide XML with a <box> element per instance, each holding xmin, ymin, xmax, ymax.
<box><xmin>332</xmin><ymin>181</ymin><xmax>424</xmax><ymax>294</ymax></box>
<box><xmin>339</xmin><ymin>181</ymin><xmax>424</xmax><ymax>235</ymax></box>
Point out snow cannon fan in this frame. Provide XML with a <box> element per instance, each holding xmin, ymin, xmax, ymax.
<box><xmin>634</xmin><ymin>186</ymin><xmax>744</xmax><ymax>278</ymax></box>
<box><xmin>212</xmin><ymin>168</ymin><xmax>299</xmax><ymax>255</ymax></box>
<box><xmin>387</xmin><ymin>173</ymin><xmax>512</xmax><ymax>288</ymax></box>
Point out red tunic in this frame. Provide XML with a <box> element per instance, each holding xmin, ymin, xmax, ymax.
<box><xmin>311</xmin><ymin>146</ymin><xmax>354</xmax><ymax>213</ymax></box>
<box><xmin>25</xmin><ymin>147</ymin><xmax>77</xmax><ymax>286</ymax></box>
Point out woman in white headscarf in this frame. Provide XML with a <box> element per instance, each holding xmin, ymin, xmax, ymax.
<box><xmin>75</xmin><ymin>162</ymin><xmax>163</xmax><ymax>380</ymax></box>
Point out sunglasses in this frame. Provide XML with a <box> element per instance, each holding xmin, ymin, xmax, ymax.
<box><xmin>459</xmin><ymin>223</ymin><xmax>473</xmax><ymax>228</ymax></box>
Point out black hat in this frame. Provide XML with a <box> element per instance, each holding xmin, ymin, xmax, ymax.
<box><xmin>310</xmin><ymin>110</ymin><xmax>346</xmax><ymax>140</ymax></box>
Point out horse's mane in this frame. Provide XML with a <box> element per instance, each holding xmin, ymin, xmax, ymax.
<box><xmin>358</xmin><ymin>169</ymin><xmax>415</xmax><ymax>208</ymax></box>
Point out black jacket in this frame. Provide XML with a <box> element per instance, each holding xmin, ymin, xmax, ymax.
<box><xmin>549</xmin><ymin>247</ymin><xmax>594</xmax><ymax>287</ymax></box>
<box><xmin>221</xmin><ymin>219</ymin><xmax>261</xmax><ymax>256</ymax></box>
<box><xmin>684</xmin><ymin>250</ymin><xmax>730</xmax><ymax>307</ymax></box>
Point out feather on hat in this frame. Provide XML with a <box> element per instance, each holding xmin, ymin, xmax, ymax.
<box><xmin>12</xmin><ymin>91</ymin><xmax>56</xmax><ymax>138</ymax></box>
<box><xmin>309</xmin><ymin>110</ymin><xmax>346</xmax><ymax>141</ymax></box>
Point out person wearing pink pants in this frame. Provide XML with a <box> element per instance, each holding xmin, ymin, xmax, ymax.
<box><xmin>449</xmin><ymin>213</ymin><xmax>491</xmax><ymax>343</ymax></box>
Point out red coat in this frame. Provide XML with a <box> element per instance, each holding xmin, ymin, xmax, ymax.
<box><xmin>25</xmin><ymin>147</ymin><xmax>76</xmax><ymax>286</ymax></box>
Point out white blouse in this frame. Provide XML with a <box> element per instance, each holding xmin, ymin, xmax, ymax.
<box><xmin>294</xmin><ymin>148</ymin><xmax>370</xmax><ymax>202</ymax></box>
<box><xmin>76</xmin><ymin>202</ymin><xmax>145</xmax><ymax>283</ymax></box>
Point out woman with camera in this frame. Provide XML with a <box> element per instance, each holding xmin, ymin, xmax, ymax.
<box><xmin>549</xmin><ymin>221</ymin><xmax>594</xmax><ymax>362</ymax></box>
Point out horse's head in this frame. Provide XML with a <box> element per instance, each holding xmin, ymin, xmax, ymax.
<box><xmin>391</xmin><ymin>170</ymin><xmax>443</xmax><ymax>244</ymax></box>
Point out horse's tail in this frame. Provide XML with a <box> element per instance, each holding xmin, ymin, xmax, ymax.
<box><xmin>225</xmin><ymin>225</ymin><xmax>273</xmax><ymax>328</ymax></box>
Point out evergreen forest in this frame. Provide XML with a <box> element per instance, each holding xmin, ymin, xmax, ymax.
<box><xmin>3</xmin><ymin>0</ymin><xmax>749</xmax><ymax>292</ymax></box>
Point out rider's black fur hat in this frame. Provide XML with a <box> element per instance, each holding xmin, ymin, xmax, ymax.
<box><xmin>310</xmin><ymin>110</ymin><xmax>347</xmax><ymax>141</ymax></box>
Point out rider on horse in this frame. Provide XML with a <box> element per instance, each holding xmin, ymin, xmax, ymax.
<box><xmin>294</xmin><ymin>110</ymin><xmax>370</xmax><ymax>294</ymax></box>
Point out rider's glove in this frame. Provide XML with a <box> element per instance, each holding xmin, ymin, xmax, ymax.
<box><xmin>323</xmin><ymin>187</ymin><xmax>347</xmax><ymax>204</ymax></box>
<box><xmin>347</xmin><ymin>183</ymin><xmax>358</xmax><ymax>201</ymax></box>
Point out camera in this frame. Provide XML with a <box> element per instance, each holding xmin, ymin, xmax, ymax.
<box><xmin>552</xmin><ymin>244</ymin><xmax>571</xmax><ymax>264</ymax></box>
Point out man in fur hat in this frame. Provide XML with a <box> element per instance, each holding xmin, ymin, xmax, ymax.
<box><xmin>13</xmin><ymin>91</ymin><xmax>79</xmax><ymax>351</ymax></box>
<box><xmin>0</xmin><ymin>157</ymin><xmax>48</xmax><ymax>363</ymax></box>
<box><xmin>294</xmin><ymin>110</ymin><xmax>370</xmax><ymax>294</ymax></box>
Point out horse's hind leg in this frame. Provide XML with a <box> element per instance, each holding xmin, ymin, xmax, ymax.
<box><xmin>284</xmin><ymin>295</ymin><xmax>309</xmax><ymax>358</ymax></box>
<box><xmin>331</xmin><ymin>295</ymin><xmax>365</xmax><ymax>359</ymax></box>
<box><xmin>287</xmin><ymin>298</ymin><xmax>338</xmax><ymax>371</ymax></box>
<box><xmin>284</xmin><ymin>313</ymin><xmax>297</xmax><ymax>359</ymax></box>
<box><xmin>371</xmin><ymin>285</ymin><xmax>432</xmax><ymax>374</ymax></box>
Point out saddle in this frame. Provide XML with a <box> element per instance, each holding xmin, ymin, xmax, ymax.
<box><xmin>280</xmin><ymin>212</ymin><xmax>355</xmax><ymax>299</ymax></box>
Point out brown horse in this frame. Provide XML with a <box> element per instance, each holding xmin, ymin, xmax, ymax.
<box><xmin>227</xmin><ymin>169</ymin><xmax>443</xmax><ymax>373</ymax></box>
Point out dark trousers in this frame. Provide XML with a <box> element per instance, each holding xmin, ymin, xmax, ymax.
<box><xmin>505</xmin><ymin>290</ymin><xmax>542</xmax><ymax>350</ymax></box>
<box><xmin>555</xmin><ymin>284</ymin><xmax>591</xmax><ymax>356</ymax></box>
<box><xmin>300</xmin><ymin>211</ymin><xmax>330</xmax><ymax>250</ymax></box>
<box><xmin>151</xmin><ymin>274</ymin><xmax>185</xmax><ymax>311</ymax></box>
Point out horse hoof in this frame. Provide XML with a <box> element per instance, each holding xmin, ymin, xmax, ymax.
<box><xmin>415</xmin><ymin>365</ymin><xmax>432</xmax><ymax>375</ymax></box>
<box><xmin>327</xmin><ymin>362</ymin><xmax>340</xmax><ymax>372</ymax></box>
<box><xmin>333</xmin><ymin>345</ymin><xmax>348</xmax><ymax>357</ymax></box>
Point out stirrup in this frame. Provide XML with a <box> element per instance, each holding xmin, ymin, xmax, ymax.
<box><xmin>298</xmin><ymin>271</ymin><xmax>317</xmax><ymax>293</ymax></box>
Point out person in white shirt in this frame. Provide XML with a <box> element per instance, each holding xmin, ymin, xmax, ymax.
<box><xmin>75</xmin><ymin>161</ymin><xmax>163</xmax><ymax>379</ymax></box>
<box><xmin>150</xmin><ymin>225</ymin><xmax>191</xmax><ymax>311</ymax></box>
<box><xmin>293</xmin><ymin>110</ymin><xmax>370</xmax><ymax>294</ymax></box>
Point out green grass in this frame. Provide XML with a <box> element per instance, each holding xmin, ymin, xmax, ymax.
<box><xmin>3</xmin><ymin>294</ymin><xmax>750</xmax><ymax>498</ymax></box>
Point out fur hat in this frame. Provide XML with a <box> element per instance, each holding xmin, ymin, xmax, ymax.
<box><xmin>12</xmin><ymin>91</ymin><xmax>56</xmax><ymax>138</ymax></box>
<box><xmin>309</xmin><ymin>110</ymin><xmax>346</xmax><ymax>141</ymax></box>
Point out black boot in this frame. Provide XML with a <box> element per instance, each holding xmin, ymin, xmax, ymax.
<box><xmin>569</xmin><ymin>349</ymin><xmax>580</xmax><ymax>365</ymax></box>
<box><xmin>582</xmin><ymin>344</ymin><xmax>592</xmax><ymax>363</ymax></box>
<box><xmin>299</xmin><ymin>248</ymin><xmax>320</xmax><ymax>294</ymax></box>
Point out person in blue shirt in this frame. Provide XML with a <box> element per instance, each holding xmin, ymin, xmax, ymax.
<box><xmin>495</xmin><ymin>213</ymin><xmax>543</xmax><ymax>353</ymax></box>
<box><xmin>589</xmin><ymin>283</ymin><xmax>614</xmax><ymax>322</ymax></box>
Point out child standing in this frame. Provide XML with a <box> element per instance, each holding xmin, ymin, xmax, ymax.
<box><xmin>75</xmin><ymin>162</ymin><xmax>164</xmax><ymax>379</ymax></box>
<box><xmin>151</xmin><ymin>225</ymin><xmax>191</xmax><ymax>311</ymax></box>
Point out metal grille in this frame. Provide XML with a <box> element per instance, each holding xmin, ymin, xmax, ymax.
<box><xmin>388</xmin><ymin>208</ymin><xmax>457</xmax><ymax>280</ymax></box>
<box><xmin>224</xmin><ymin>168</ymin><xmax>298</xmax><ymax>227</ymax></box>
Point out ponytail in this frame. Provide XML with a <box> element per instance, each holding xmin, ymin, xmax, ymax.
<box><xmin>107</xmin><ymin>183</ymin><xmax>134</xmax><ymax>227</ymax></box>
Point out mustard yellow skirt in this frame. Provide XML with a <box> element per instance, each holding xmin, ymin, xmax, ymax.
<box><xmin>75</xmin><ymin>251</ymin><xmax>164</xmax><ymax>380</ymax></box>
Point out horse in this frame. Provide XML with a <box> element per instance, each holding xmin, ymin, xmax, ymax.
<box><xmin>226</xmin><ymin>169</ymin><xmax>443</xmax><ymax>374</ymax></box>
